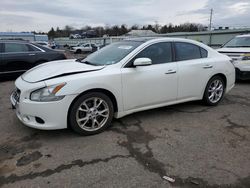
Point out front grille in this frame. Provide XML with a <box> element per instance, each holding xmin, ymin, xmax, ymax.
<box><xmin>219</xmin><ymin>52</ymin><xmax>240</xmax><ymax>56</ymax></box>
<box><xmin>219</xmin><ymin>52</ymin><xmax>242</xmax><ymax>61</ymax></box>
<box><xmin>12</xmin><ymin>88</ymin><xmax>21</xmax><ymax>102</ymax></box>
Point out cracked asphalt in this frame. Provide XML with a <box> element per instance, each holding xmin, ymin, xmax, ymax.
<box><xmin>0</xmin><ymin>80</ymin><xmax>250</xmax><ymax>188</ymax></box>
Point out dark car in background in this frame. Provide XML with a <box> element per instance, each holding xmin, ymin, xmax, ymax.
<box><xmin>0</xmin><ymin>40</ymin><xmax>66</xmax><ymax>76</ymax></box>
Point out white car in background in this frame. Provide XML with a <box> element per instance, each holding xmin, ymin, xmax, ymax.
<box><xmin>35</xmin><ymin>41</ymin><xmax>56</xmax><ymax>49</ymax></box>
<box><xmin>35</xmin><ymin>41</ymin><xmax>50</xmax><ymax>48</ymax></box>
<box><xmin>70</xmin><ymin>43</ymin><xmax>98</xmax><ymax>53</ymax></box>
<box><xmin>69</xmin><ymin>34</ymin><xmax>81</xmax><ymax>39</ymax></box>
<box><xmin>217</xmin><ymin>34</ymin><xmax>250</xmax><ymax>80</ymax></box>
<box><xmin>11</xmin><ymin>38</ymin><xmax>235</xmax><ymax>135</ymax></box>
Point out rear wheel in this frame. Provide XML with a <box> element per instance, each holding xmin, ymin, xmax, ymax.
<box><xmin>75</xmin><ymin>49</ymin><xmax>81</xmax><ymax>54</ymax></box>
<box><xmin>69</xmin><ymin>92</ymin><xmax>114</xmax><ymax>135</ymax></box>
<box><xmin>203</xmin><ymin>76</ymin><xmax>225</xmax><ymax>106</ymax></box>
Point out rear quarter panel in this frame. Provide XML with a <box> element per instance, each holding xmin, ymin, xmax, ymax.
<box><xmin>211</xmin><ymin>55</ymin><xmax>235</xmax><ymax>92</ymax></box>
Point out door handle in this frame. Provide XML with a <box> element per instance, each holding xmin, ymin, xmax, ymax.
<box><xmin>165</xmin><ymin>70</ymin><xmax>176</xmax><ymax>74</ymax></box>
<box><xmin>29</xmin><ymin>53</ymin><xmax>35</xmax><ymax>56</ymax></box>
<box><xmin>203</xmin><ymin>64</ymin><xmax>213</xmax><ymax>69</ymax></box>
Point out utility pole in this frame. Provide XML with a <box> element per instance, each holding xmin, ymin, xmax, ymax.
<box><xmin>154</xmin><ymin>21</ymin><xmax>159</xmax><ymax>33</ymax></box>
<box><xmin>209</xmin><ymin>8</ymin><xmax>213</xmax><ymax>46</ymax></box>
<box><xmin>209</xmin><ymin>8</ymin><xmax>213</xmax><ymax>31</ymax></box>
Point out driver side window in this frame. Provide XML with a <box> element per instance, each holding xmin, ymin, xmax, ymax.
<box><xmin>127</xmin><ymin>42</ymin><xmax>173</xmax><ymax>67</ymax></box>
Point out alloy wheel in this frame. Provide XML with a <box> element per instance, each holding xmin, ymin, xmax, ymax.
<box><xmin>76</xmin><ymin>97</ymin><xmax>109</xmax><ymax>131</ymax></box>
<box><xmin>208</xmin><ymin>79</ymin><xmax>224</xmax><ymax>103</ymax></box>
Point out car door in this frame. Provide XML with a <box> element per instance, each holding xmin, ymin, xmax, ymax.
<box><xmin>174</xmin><ymin>42</ymin><xmax>214</xmax><ymax>100</ymax></box>
<box><xmin>121</xmin><ymin>42</ymin><xmax>178</xmax><ymax>111</ymax></box>
<box><xmin>2</xmin><ymin>42</ymin><xmax>36</xmax><ymax>73</ymax></box>
<box><xmin>83</xmin><ymin>44</ymin><xmax>92</xmax><ymax>52</ymax></box>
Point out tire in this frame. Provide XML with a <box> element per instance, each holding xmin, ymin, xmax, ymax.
<box><xmin>75</xmin><ymin>49</ymin><xmax>81</xmax><ymax>54</ymax></box>
<box><xmin>69</xmin><ymin>92</ymin><xmax>114</xmax><ymax>135</ymax></box>
<box><xmin>203</xmin><ymin>76</ymin><xmax>225</xmax><ymax>106</ymax></box>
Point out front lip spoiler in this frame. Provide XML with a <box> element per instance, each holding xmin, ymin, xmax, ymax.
<box><xmin>22</xmin><ymin>67</ymin><xmax>105</xmax><ymax>83</ymax></box>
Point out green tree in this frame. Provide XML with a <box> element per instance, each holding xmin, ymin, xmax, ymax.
<box><xmin>48</xmin><ymin>27</ymin><xmax>56</xmax><ymax>39</ymax></box>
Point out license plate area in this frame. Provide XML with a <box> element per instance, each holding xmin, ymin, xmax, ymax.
<box><xmin>11</xmin><ymin>88</ymin><xmax>21</xmax><ymax>109</ymax></box>
<box><xmin>12</xmin><ymin>88</ymin><xmax>21</xmax><ymax>103</ymax></box>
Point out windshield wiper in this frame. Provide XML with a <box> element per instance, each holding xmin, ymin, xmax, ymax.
<box><xmin>75</xmin><ymin>59</ymin><xmax>96</xmax><ymax>65</ymax></box>
<box><xmin>75</xmin><ymin>58</ymin><xmax>84</xmax><ymax>62</ymax></box>
<box><xmin>81</xmin><ymin>60</ymin><xmax>99</xmax><ymax>66</ymax></box>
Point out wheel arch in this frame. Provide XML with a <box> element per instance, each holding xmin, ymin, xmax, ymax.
<box><xmin>76</xmin><ymin>49</ymin><xmax>82</xmax><ymax>53</ymax></box>
<box><xmin>67</xmin><ymin>88</ymin><xmax>118</xmax><ymax>128</ymax></box>
<box><xmin>203</xmin><ymin>73</ymin><xmax>227</xmax><ymax>98</ymax></box>
<box><xmin>211</xmin><ymin>73</ymin><xmax>227</xmax><ymax>87</ymax></box>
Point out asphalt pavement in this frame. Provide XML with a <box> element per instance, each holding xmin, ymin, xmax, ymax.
<box><xmin>0</xmin><ymin>80</ymin><xmax>249</xmax><ymax>188</ymax></box>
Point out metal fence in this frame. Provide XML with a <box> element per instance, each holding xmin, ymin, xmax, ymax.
<box><xmin>54</xmin><ymin>28</ymin><xmax>250</xmax><ymax>48</ymax></box>
<box><xmin>54</xmin><ymin>36</ymin><xmax>126</xmax><ymax>47</ymax></box>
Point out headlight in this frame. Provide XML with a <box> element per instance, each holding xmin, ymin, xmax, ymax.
<box><xmin>242</xmin><ymin>56</ymin><xmax>250</xmax><ymax>60</ymax></box>
<box><xmin>30</xmin><ymin>83</ymin><xmax>66</xmax><ymax>102</ymax></box>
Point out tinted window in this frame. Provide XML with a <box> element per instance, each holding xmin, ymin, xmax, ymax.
<box><xmin>223</xmin><ymin>36</ymin><xmax>250</xmax><ymax>47</ymax></box>
<box><xmin>175</xmin><ymin>42</ymin><xmax>201</xmax><ymax>61</ymax></box>
<box><xmin>4</xmin><ymin>43</ymin><xmax>30</xmax><ymax>53</ymax></box>
<box><xmin>135</xmin><ymin>42</ymin><xmax>172</xmax><ymax>64</ymax></box>
<box><xmin>0</xmin><ymin>43</ymin><xmax>3</xmax><ymax>53</ymax></box>
<box><xmin>200</xmin><ymin>48</ymin><xmax>208</xmax><ymax>58</ymax></box>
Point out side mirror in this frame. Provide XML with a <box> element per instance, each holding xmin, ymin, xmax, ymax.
<box><xmin>133</xmin><ymin>58</ymin><xmax>152</xmax><ymax>66</ymax></box>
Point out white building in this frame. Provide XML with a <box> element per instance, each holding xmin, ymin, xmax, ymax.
<box><xmin>0</xmin><ymin>32</ymin><xmax>48</xmax><ymax>42</ymax></box>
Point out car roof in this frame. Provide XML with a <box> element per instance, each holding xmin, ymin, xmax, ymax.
<box><xmin>124</xmin><ymin>37</ymin><xmax>213</xmax><ymax>52</ymax></box>
<box><xmin>124</xmin><ymin>37</ymin><xmax>204</xmax><ymax>44</ymax></box>
<box><xmin>124</xmin><ymin>37</ymin><xmax>160</xmax><ymax>42</ymax></box>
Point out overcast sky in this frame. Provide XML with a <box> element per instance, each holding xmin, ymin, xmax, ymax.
<box><xmin>1</xmin><ymin>0</ymin><xmax>250</xmax><ymax>32</ymax></box>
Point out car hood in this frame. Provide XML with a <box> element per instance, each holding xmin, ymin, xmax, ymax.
<box><xmin>21</xmin><ymin>59</ymin><xmax>104</xmax><ymax>83</ymax></box>
<box><xmin>217</xmin><ymin>47</ymin><xmax>250</xmax><ymax>53</ymax></box>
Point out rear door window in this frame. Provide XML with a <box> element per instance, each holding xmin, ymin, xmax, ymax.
<box><xmin>200</xmin><ymin>47</ymin><xmax>208</xmax><ymax>58</ymax></box>
<box><xmin>175</xmin><ymin>42</ymin><xmax>202</xmax><ymax>61</ymax></box>
<box><xmin>4</xmin><ymin>43</ymin><xmax>30</xmax><ymax>53</ymax></box>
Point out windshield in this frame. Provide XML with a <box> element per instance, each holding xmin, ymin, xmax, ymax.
<box><xmin>224</xmin><ymin>36</ymin><xmax>250</xmax><ymax>48</ymax></box>
<box><xmin>82</xmin><ymin>41</ymin><xmax>142</xmax><ymax>65</ymax></box>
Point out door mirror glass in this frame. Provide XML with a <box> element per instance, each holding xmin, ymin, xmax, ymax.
<box><xmin>133</xmin><ymin>58</ymin><xmax>152</xmax><ymax>66</ymax></box>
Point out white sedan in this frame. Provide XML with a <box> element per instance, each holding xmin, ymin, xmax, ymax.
<box><xmin>11</xmin><ymin>38</ymin><xmax>235</xmax><ymax>135</ymax></box>
<box><xmin>70</xmin><ymin>43</ymin><xmax>97</xmax><ymax>53</ymax></box>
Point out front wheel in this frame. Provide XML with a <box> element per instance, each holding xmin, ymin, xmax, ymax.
<box><xmin>69</xmin><ymin>92</ymin><xmax>114</xmax><ymax>135</ymax></box>
<box><xmin>75</xmin><ymin>49</ymin><xmax>81</xmax><ymax>54</ymax></box>
<box><xmin>203</xmin><ymin>76</ymin><xmax>225</xmax><ymax>106</ymax></box>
